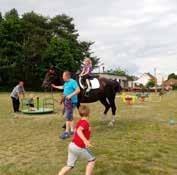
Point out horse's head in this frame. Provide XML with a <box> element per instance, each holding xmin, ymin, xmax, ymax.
<box><xmin>72</xmin><ymin>72</ymin><xmax>80</xmax><ymax>81</ymax></box>
<box><xmin>42</xmin><ymin>67</ymin><xmax>62</xmax><ymax>90</ymax></box>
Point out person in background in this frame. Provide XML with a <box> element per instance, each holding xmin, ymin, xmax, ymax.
<box><xmin>52</xmin><ymin>71</ymin><xmax>80</xmax><ymax>139</ymax></box>
<box><xmin>26</xmin><ymin>94</ymin><xmax>35</xmax><ymax>111</ymax></box>
<box><xmin>58</xmin><ymin>105</ymin><xmax>96</xmax><ymax>175</ymax></box>
<box><xmin>80</xmin><ymin>58</ymin><xmax>93</xmax><ymax>93</ymax></box>
<box><xmin>10</xmin><ymin>81</ymin><xmax>25</xmax><ymax>112</ymax></box>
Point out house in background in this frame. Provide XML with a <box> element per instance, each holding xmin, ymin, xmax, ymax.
<box><xmin>156</xmin><ymin>73</ymin><xmax>164</xmax><ymax>85</ymax></box>
<box><xmin>98</xmin><ymin>73</ymin><xmax>135</xmax><ymax>89</ymax></box>
<box><xmin>134</xmin><ymin>73</ymin><xmax>156</xmax><ymax>86</ymax></box>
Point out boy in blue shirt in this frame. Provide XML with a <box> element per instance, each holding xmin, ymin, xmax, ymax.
<box><xmin>52</xmin><ymin>71</ymin><xmax>80</xmax><ymax>139</ymax></box>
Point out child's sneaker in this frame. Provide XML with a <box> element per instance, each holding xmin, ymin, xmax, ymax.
<box><xmin>60</xmin><ymin>132</ymin><xmax>70</xmax><ymax>140</ymax></box>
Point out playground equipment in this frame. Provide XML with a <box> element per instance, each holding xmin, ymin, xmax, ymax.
<box><xmin>121</xmin><ymin>93</ymin><xmax>137</xmax><ymax>105</ymax></box>
<box><xmin>136</xmin><ymin>93</ymin><xmax>150</xmax><ymax>102</ymax></box>
<box><xmin>121</xmin><ymin>92</ymin><xmax>150</xmax><ymax>105</ymax></box>
<box><xmin>21</xmin><ymin>97</ymin><xmax>54</xmax><ymax>114</ymax></box>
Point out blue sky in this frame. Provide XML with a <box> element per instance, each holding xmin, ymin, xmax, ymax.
<box><xmin>1</xmin><ymin>0</ymin><xmax>177</xmax><ymax>76</ymax></box>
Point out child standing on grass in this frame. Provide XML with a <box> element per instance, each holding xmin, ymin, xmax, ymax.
<box><xmin>58</xmin><ymin>105</ymin><xmax>96</xmax><ymax>175</ymax></box>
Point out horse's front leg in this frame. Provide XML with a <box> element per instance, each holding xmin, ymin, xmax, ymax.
<box><xmin>108</xmin><ymin>97</ymin><xmax>117</xmax><ymax>127</ymax></box>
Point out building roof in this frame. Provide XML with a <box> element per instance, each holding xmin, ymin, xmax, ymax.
<box><xmin>145</xmin><ymin>73</ymin><xmax>156</xmax><ymax>80</ymax></box>
<box><xmin>137</xmin><ymin>73</ymin><xmax>156</xmax><ymax>81</ymax></box>
<box><xmin>98</xmin><ymin>73</ymin><xmax>127</xmax><ymax>80</ymax></box>
<box><xmin>134</xmin><ymin>72</ymin><xmax>156</xmax><ymax>84</ymax></box>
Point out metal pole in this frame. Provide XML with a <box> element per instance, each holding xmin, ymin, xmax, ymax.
<box><xmin>162</xmin><ymin>76</ymin><xmax>165</xmax><ymax>93</ymax></box>
<box><xmin>43</xmin><ymin>98</ymin><xmax>45</xmax><ymax>112</ymax></box>
<box><xmin>51</xmin><ymin>86</ymin><xmax>54</xmax><ymax>110</ymax></box>
<box><xmin>154</xmin><ymin>68</ymin><xmax>157</xmax><ymax>93</ymax></box>
<box><xmin>37</xmin><ymin>97</ymin><xmax>39</xmax><ymax>110</ymax></box>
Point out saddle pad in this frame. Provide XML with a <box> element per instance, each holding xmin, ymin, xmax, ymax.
<box><xmin>90</xmin><ymin>78</ymin><xmax>100</xmax><ymax>89</ymax></box>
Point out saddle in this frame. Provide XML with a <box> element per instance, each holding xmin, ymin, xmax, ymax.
<box><xmin>79</xmin><ymin>76</ymin><xmax>100</xmax><ymax>90</ymax></box>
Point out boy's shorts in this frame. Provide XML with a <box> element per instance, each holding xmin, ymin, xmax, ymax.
<box><xmin>67</xmin><ymin>142</ymin><xmax>96</xmax><ymax>168</ymax></box>
<box><xmin>64</xmin><ymin>101</ymin><xmax>77</xmax><ymax>121</ymax></box>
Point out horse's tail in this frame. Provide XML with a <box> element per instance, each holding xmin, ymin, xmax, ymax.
<box><xmin>113</xmin><ymin>80</ymin><xmax>122</xmax><ymax>93</ymax></box>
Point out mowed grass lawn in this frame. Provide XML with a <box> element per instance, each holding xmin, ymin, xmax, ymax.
<box><xmin>0</xmin><ymin>91</ymin><xmax>177</xmax><ymax>175</ymax></box>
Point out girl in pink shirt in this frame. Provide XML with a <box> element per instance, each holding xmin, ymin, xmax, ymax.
<box><xmin>80</xmin><ymin>58</ymin><xmax>93</xmax><ymax>92</ymax></box>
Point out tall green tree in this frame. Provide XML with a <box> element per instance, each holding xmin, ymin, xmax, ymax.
<box><xmin>0</xmin><ymin>9</ymin><xmax>23</xmax><ymax>84</ymax></box>
<box><xmin>146</xmin><ymin>79</ymin><xmax>155</xmax><ymax>88</ymax></box>
<box><xmin>0</xmin><ymin>9</ymin><xmax>99</xmax><ymax>89</ymax></box>
<box><xmin>0</xmin><ymin>12</ymin><xmax>3</xmax><ymax>22</ymax></box>
<box><xmin>107</xmin><ymin>68</ymin><xmax>127</xmax><ymax>76</ymax></box>
<box><xmin>19</xmin><ymin>12</ymin><xmax>50</xmax><ymax>86</ymax></box>
<box><xmin>168</xmin><ymin>73</ymin><xmax>177</xmax><ymax>80</ymax></box>
<box><xmin>50</xmin><ymin>14</ymin><xmax>78</xmax><ymax>40</ymax></box>
<box><xmin>106</xmin><ymin>68</ymin><xmax>134</xmax><ymax>80</ymax></box>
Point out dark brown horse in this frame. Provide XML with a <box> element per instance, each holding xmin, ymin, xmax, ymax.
<box><xmin>42</xmin><ymin>67</ymin><xmax>58</xmax><ymax>90</ymax></box>
<box><xmin>42</xmin><ymin>69</ymin><xmax>122</xmax><ymax>126</ymax></box>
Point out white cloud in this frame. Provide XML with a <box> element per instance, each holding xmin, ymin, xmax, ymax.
<box><xmin>1</xmin><ymin>0</ymin><xmax>177</xmax><ymax>75</ymax></box>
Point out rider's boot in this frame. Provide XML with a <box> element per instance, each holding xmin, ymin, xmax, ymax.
<box><xmin>86</xmin><ymin>79</ymin><xmax>91</xmax><ymax>92</ymax></box>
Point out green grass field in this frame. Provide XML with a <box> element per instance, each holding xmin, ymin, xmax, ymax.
<box><xmin>0</xmin><ymin>92</ymin><xmax>177</xmax><ymax>175</ymax></box>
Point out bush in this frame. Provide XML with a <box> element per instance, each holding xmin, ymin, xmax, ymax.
<box><xmin>172</xmin><ymin>84</ymin><xmax>177</xmax><ymax>90</ymax></box>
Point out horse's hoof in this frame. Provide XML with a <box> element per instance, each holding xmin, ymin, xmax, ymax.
<box><xmin>108</xmin><ymin>121</ymin><xmax>114</xmax><ymax>127</ymax></box>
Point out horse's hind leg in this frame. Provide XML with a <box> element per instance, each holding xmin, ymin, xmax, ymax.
<box><xmin>100</xmin><ymin>98</ymin><xmax>111</xmax><ymax>121</ymax></box>
<box><xmin>107</xmin><ymin>95</ymin><xmax>117</xmax><ymax>126</ymax></box>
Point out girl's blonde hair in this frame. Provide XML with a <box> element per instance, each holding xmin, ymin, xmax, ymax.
<box><xmin>84</xmin><ymin>57</ymin><xmax>92</xmax><ymax>65</ymax></box>
<box><xmin>29</xmin><ymin>93</ymin><xmax>35</xmax><ymax>98</ymax></box>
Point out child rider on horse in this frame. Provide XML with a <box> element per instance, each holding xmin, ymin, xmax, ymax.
<box><xmin>80</xmin><ymin>58</ymin><xmax>93</xmax><ymax>93</ymax></box>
